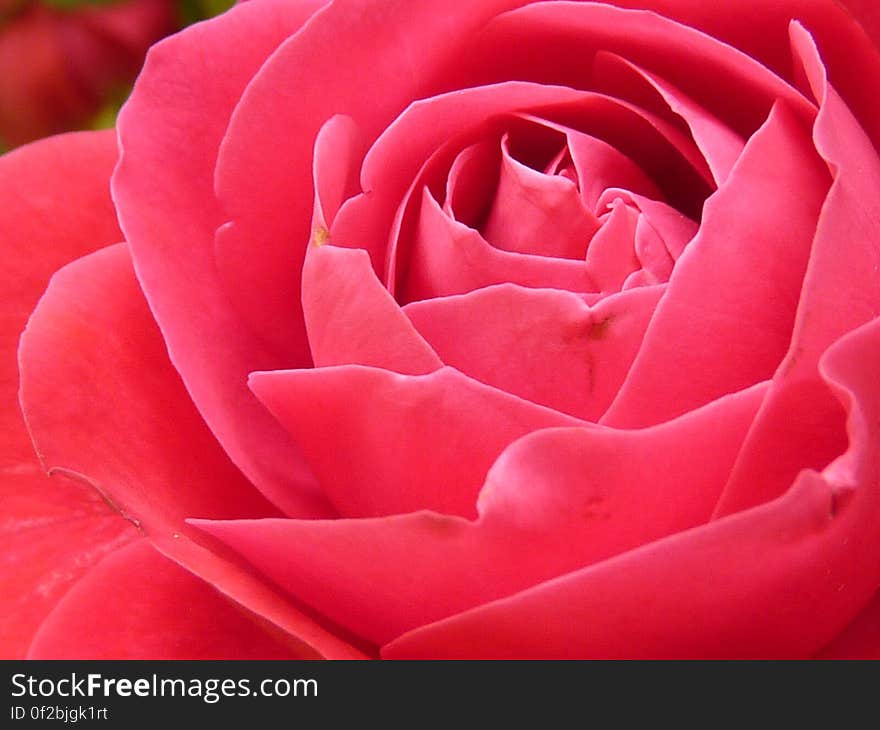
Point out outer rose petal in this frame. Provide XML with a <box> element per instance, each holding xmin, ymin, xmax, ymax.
<box><xmin>454</xmin><ymin>1</ymin><xmax>813</xmax><ymax>143</ymax></box>
<box><xmin>382</xmin><ymin>317</ymin><xmax>880</xmax><ymax>659</ymax></box>
<box><xmin>195</xmin><ymin>381</ymin><xmax>767</xmax><ymax>646</ymax></box>
<box><xmin>213</xmin><ymin>0</ymin><xmax>537</xmax><ymax>327</ymax></box>
<box><xmin>112</xmin><ymin>0</ymin><xmax>331</xmax><ymax>517</ymax></box>
<box><xmin>816</xmin><ymin>590</ymin><xmax>880</xmax><ymax>659</ymax></box>
<box><xmin>29</xmin><ymin>540</ymin><xmax>313</xmax><ymax>659</ymax></box>
<box><xmin>608</xmin><ymin>0</ymin><xmax>880</xmax><ymax>147</ymax></box>
<box><xmin>0</xmin><ymin>131</ymin><xmax>138</xmax><ymax>658</ymax></box>
<box><xmin>838</xmin><ymin>0</ymin><xmax>880</xmax><ymax>49</ymax></box>
<box><xmin>2</xmin><ymin>131</ymin><xmax>120</xmax><ymax>465</ymax></box>
<box><xmin>19</xmin><ymin>245</ymin><xmax>279</xmax><ymax>529</ymax></box>
<box><xmin>713</xmin><ymin>24</ymin><xmax>880</xmax><ymax>515</ymax></box>
<box><xmin>1</xmin><ymin>469</ymin><xmax>136</xmax><ymax>659</ymax></box>
<box><xmin>18</xmin><ymin>244</ymin><xmax>365</xmax><ymax>659</ymax></box>
<box><xmin>787</xmin><ymin>24</ymin><xmax>880</xmax><ymax>373</ymax></box>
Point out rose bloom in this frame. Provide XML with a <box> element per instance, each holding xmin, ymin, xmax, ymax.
<box><xmin>0</xmin><ymin>0</ymin><xmax>178</xmax><ymax>147</ymax></box>
<box><xmin>2</xmin><ymin>0</ymin><xmax>880</xmax><ymax>660</ymax></box>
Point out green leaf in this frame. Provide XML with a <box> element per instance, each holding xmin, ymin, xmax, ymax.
<box><xmin>87</xmin><ymin>84</ymin><xmax>132</xmax><ymax>131</ymax></box>
<box><xmin>178</xmin><ymin>0</ymin><xmax>235</xmax><ymax>26</ymax></box>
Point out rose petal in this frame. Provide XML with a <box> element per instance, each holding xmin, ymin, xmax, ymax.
<box><xmin>311</xmin><ymin>114</ymin><xmax>363</xmax><ymax>232</ymax></box>
<box><xmin>584</xmin><ymin>200</ymin><xmax>641</xmax><ymax>292</ymax></box>
<box><xmin>816</xmin><ymin>589</ymin><xmax>880</xmax><ymax>659</ymax></box>
<box><xmin>28</xmin><ymin>540</ymin><xmax>314</xmax><ymax>659</ymax></box>
<box><xmin>384</xmin><ymin>474</ymin><xmax>839</xmax><ymax>659</ymax></box>
<box><xmin>481</xmin><ymin>132</ymin><xmax>599</xmax><ymax>259</ymax></box>
<box><xmin>112</xmin><ymin>0</ymin><xmax>328</xmax><ymax>516</ymax></box>
<box><xmin>331</xmin><ymin>80</ymin><xmax>710</xmax><ymax>295</ymax></box>
<box><xmin>714</xmin><ymin>377</ymin><xmax>850</xmax><ymax>519</ymax></box>
<box><xmin>595</xmin><ymin>188</ymin><xmax>698</xmax><ymax>261</ymax></box>
<box><xmin>20</xmin><ymin>244</ymin><xmax>280</xmax><ymax>528</ymax></box>
<box><xmin>839</xmin><ymin>0</ymin><xmax>880</xmax><ymax>50</ymax></box>
<box><xmin>1</xmin><ymin>468</ymin><xmax>136</xmax><ymax>659</ymax></box>
<box><xmin>404</xmin><ymin>188</ymin><xmax>594</xmax><ymax>301</ymax></box>
<box><xmin>632</xmin><ymin>213</ymin><xmax>675</xmax><ymax>282</ymax></box>
<box><xmin>609</xmin><ymin>0</ymin><xmax>880</xmax><ymax>148</ymax></box>
<box><xmin>621</xmin><ymin>269</ymin><xmax>654</xmax><ymax>291</ymax></box>
<box><xmin>382</xmin><ymin>315</ymin><xmax>880</xmax><ymax>659</ymax></box>
<box><xmin>301</xmin><ymin>243</ymin><xmax>442</xmax><ymax>375</ymax></box>
<box><xmin>786</xmin><ymin>24</ymin><xmax>880</xmax><ymax>373</ymax></box>
<box><xmin>592</xmin><ymin>52</ymin><xmax>745</xmax><ymax>186</ymax></box>
<box><xmin>443</xmin><ymin>138</ymin><xmax>499</xmax><ymax>227</ymax></box>
<box><xmin>212</xmin><ymin>0</ymin><xmax>538</xmax><ymax>336</ymax></box>
<box><xmin>712</xmin><ymin>25</ymin><xmax>880</xmax><ymax>516</ymax></box>
<box><xmin>248</xmin><ymin>365</ymin><xmax>582</xmax><ymax>519</ymax></box>
<box><xmin>195</xmin><ymin>381</ymin><xmax>766</xmax><ymax>646</ymax></box>
<box><xmin>561</xmin><ymin>121</ymin><xmax>662</xmax><ymax>211</ymax></box>
<box><xmin>0</xmin><ymin>131</ymin><xmax>138</xmax><ymax>658</ymax></box>
<box><xmin>19</xmin><ymin>244</ymin><xmax>363</xmax><ymax>659</ymax></box>
<box><xmin>333</xmin><ymin>81</ymin><xmax>603</xmax><ymax>283</ymax></box>
<box><xmin>1</xmin><ymin>131</ymin><xmax>120</xmax><ymax>466</ymax></box>
<box><xmin>456</xmin><ymin>1</ymin><xmax>813</xmax><ymax>142</ymax></box>
<box><xmin>404</xmin><ymin>283</ymin><xmax>666</xmax><ymax>420</ymax></box>
<box><xmin>603</xmin><ymin>100</ymin><xmax>828</xmax><ymax>427</ymax></box>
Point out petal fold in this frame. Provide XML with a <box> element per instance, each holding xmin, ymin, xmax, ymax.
<box><xmin>593</xmin><ymin>52</ymin><xmax>745</xmax><ymax>186</ymax></box>
<box><xmin>480</xmin><ymin>132</ymin><xmax>599</xmax><ymax>259</ymax></box>
<box><xmin>603</xmin><ymin>101</ymin><xmax>828</xmax><ymax>427</ymax></box>
<box><xmin>382</xmin><ymin>317</ymin><xmax>880</xmax><ymax>658</ymax></box>
<box><xmin>113</xmin><ymin>0</ymin><xmax>328</xmax><ymax>516</ymax></box>
<box><xmin>713</xmin><ymin>26</ymin><xmax>880</xmax><ymax>515</ymax></box>
<box><xmin>404</xmin><ymin>283</ymin><xmax>666</xmax><ymax>420</ymax></box>
<box><xmin>213</xmin><ymin>0</ymin><xmax>541</xmax><ymax>331</ymax></box>
<box><xmin>29</xmin><ymin>540</ymin><xmax>315</xmax><ymax>659</ymax></box>
<box><xmin>1</xmin><ymin>468</ymin><xmax>136</xmax><ymax>658</ymax></box>
<box><xmin>249</xmin><ymin>365</ymin><xmax>582</xmax><ymax>519</ymax></box>
<box><xmin>196</xmin><ymin>381</ymin><xmax>767</xmax><ymax>646</ymax></box>
<box><xmin>302</xmin><ymin>244</ymin><xmax>441</xmax><ymax>375</ymax></box>
<box><xmin>816</xmin><ymin>589</ymin><xmax>880</xmax><ymax>659</ymax></box>
<box><xmin>404</xmin><ymin>188</ymin><xmax>594</xmax><ymax>301</ymax></box>
<box><xmin>19</xmin><ymin>244</ymin><xmax>361</xmax><ymax>659</ymax></box>
<box><xmin>0</xmin><ymin>131</ymin><xmax>135</xmax><ymax>658</ymax></box>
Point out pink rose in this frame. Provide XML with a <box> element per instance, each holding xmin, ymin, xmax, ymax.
<box><xmin>3</xmin><ymin>0</ymin><xmax>880</xmax><ymax>659</ymax></box>
<box><xmin>0</xmin><ymin>0</ymin><xmax>179</xmax><ymax>147</ymax></box>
